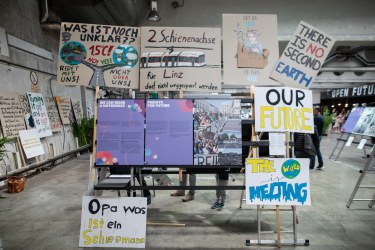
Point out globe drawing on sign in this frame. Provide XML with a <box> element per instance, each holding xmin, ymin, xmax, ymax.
<box><xmin>281</xmin><ymin>159</ymin><xmax>301</xmax><ymax>179</ymax></box>
<box><xmin>112</xmin><ymin>45</ymin><xmax>138</xmax><ymax>68</ymax></box>
<box><xmin>60</xmin><ymin>41</ymin><xmax>87</xmax><ymax>65</ymax></box>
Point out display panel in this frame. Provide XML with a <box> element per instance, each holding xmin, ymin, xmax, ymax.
<box><xmin>145</xmin><ymin>99</ymin><xmax>193</xmax><ymax>165</ymax></box>
<box><xmin>341</xmin><ymin>107</ymin><xmax>365</xmax><ymax>134</ymax></box>
<box><xmin>96</xmin><ymin>99</ymin><xmax>145</xmax><ymax>165</ymax></box>
<box><xmin>193</xmin><ymin>99</ymin><xmax>242</xmax><ymax>166</ymax></box>
<box><xmin>352</xmin><ymin>107</ymin><xmax>375</xmax><ymax>136</ymax></box>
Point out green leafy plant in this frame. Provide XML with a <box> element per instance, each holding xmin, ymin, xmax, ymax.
<box><xmin>0</xmin><ymin>136</ymin><xmax>12</xmax><ymax>163</ymax></box>
<box><xmin>71</xmin><ymin>118</ymin><xmax>94</xmax><ymax>147</ymax></box>
<box><xmin>323</xmin><ymin>108</ymin><xmax>333</xmax><ymax>134</ymax></box>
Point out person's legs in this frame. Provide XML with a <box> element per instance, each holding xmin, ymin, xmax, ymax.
<box><xmin>211</xmin><ymin>174</ymin><xmax>220</xmax><ymax>209</ymax></box>
<box><xmin>309</xmin><ymin>155</ymin><xmax>315</xmax><ymax>169</ymax></box>
<box><xmin>170</xmin><ymin>174</ymin><xmax>186</xmax><ymax>196</ymax></box>
<box><xmin>182</xmin><ymin>174</ymin><xmax>195</xmax><ymax>202</ymax></box>
<box><xmin>217</xmin><ymin>179</ymin><xmax>228</xmax><ymax>211</ymax></box>
<box><xmin>316</xmin><ymin>136</ymin><xmax>324</xmax><ymax>168</ymax></box>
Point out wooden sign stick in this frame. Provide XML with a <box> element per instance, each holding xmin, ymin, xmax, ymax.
<box><xmin>178</xmin><ymin>90</ymin><xmax>183</xmax><ymax>182</ymax></box>
<box><xmin>16</xmin><ymin>136</ymin><xmax>26</xmax><ymax>167</ymax></box>
<box><xmin>90</xmin><ymin>86</ymin><xmax>100</xmax><ymax>188</ymax></box>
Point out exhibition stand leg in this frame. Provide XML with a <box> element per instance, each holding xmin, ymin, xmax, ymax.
<box><xmin>329</xmin><ymin>132</ymin><xmax>350</xmax><ymax>161</ymax></box>
<box><xmin>346</xmin><ymin>145</ymin><xmax>375</xmax><ymax>208</ymax></box>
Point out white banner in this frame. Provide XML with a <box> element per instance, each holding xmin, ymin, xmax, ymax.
<box><xmin>254</xmin><ymin>87</ymin><xmax>314</xmax><ymax>133</ymax></box>
<box><xmin>79</xmin><ymin>196</ymin><xmax>147</xmax><ymax>248</ymax></box>
<box><xmin>19</xmin><ymin>129</ymin><xmax>45</xmax><ymax>159</ymax></box>
<box><xmin>246</xmin><ymin>158</ymin><xmax>311</xmax><ymax>205</ymax></box>
<box><xmin>270</xmin><ymin>21</ymin><xmax>335</xmax><ymax>89</ymax></box>
<box><xmin>27</xmin><ymin>93</ymin><xmax>52</xmax><ymax>137</ymax></box>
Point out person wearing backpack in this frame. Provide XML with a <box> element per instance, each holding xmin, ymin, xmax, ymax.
<box><xmin>294</xmin><ymin>125</ymin><xmax>320</xmax><ymax>170</ymax></box>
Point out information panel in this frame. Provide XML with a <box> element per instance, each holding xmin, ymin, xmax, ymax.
<box><xmin>246</xmin><ymin>158</ymin><xmax>311</xmax><ymax>205</ymax></box>
<box><xmin>352</xmin><ymin>107</ymin><xmax>375</xmax><ymax>137</ymax></box>
<box><xmin>342</xmin><ymin>107</ymin><xmax>365</xmax><ymax>134</ymax></box>
<box><xmin>193</xmin><ymin>99</ymin><xmax>242</xmax><ymax>166</ymax></box>
<box><xmin>145</xmin><ymin>99</ymin><xmax>193</xmax><ymax>165</ymax></box>
<box><xmin>96</xmin><ymin>99</ymin><xmax>145</xmax><ymax>165</ymax></box>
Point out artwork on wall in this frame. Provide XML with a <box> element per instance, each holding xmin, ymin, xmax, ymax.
<box><xmin>96</xmin><ymin>99</ymin><xmax>145</xmax><ymax>165</ymax></box>
<box><xmin>145</xmin><ymin>99</ymin><xmax>193</xmax><ymax>165</ymax></box>
<box><xmin>222</xmin><ymin>14</ymin><xmax>279</xmax><ymax>86</ymax></box>
<box><xmin>193</xmin><ymin>99</ymin><xmax>242</xmax><ymax>166</ymax></box>
<box><xmin>140</xmin><ymin>27</ymin><xmax>221</xmax><ymax>92</ymax></box>
<box><xmin>57</xmin><ymin>22</ymin><xmax>140</xmax><ymax>89</ymax></box>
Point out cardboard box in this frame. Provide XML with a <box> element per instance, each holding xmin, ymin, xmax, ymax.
<box><xmin>237</xmin><ymin>42</ymin><xmax>269</xmax><ymax>69</ymax></box>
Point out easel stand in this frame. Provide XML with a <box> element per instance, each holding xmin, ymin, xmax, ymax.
<box><xmin>245</xmin><ymin>87</ymin><xmax>308</xmax><ymax>247</ymax></box>
<box><xmin>329</xmin><ymin>133</ymin><xmax>371</xmax><ymax>160</ymax></box>
<box><xmin>346</xmin><ymin>144</ymin><xmax>375</xmax><ymax>208</ymax></box>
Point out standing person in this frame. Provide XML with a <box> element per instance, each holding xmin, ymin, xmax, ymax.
<box><xmin>170</xmin><ymin>174</ymin><xmax>196</xmax><ymax>202</ymax></box>
<box><xmin>211</xmin><ymin>170</ymin><xmax>229</xmax><ymax>211</ymax></box>
<box><xmin>313</xmin><ymin>108</ymin><xmax>324</xmax><ymax>169</ymax></box>
<box><xmin>337</xmin><ymin>109</ymin><xmax>346</xmax><ymax>131</ymax></box>
<box><xmin>294</xmin><ymin>125</ymin><xmax>320</xmax><ymax>170</ymax></box>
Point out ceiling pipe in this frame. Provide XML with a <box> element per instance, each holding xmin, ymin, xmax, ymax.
<box><xmin>40</xmin><ymin>23</ymin><xmax>61</xmax><ymax>30</ymax></box>
<box><xmin>40</xmin><ymin>0</ymin><xmax>49</xmax><ymax>23</ymax></box>
<box><xmin>319</xmin><ymin>67</ymin><xmax>375</xmax><ymax>72</ymax></box>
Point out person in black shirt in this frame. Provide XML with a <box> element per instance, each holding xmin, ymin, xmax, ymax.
<box><xmin>313</xmin><ymin>108</ymin><xmax>324</xmax><ymax>169</ymax></box>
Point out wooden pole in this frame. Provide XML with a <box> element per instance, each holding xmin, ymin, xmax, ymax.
<box><xmin>16</xmin><ymin>137</ymin><xmax>26</xmax><ymax>167</ymax></box>
<box><xmin>90</xmin><ymin>86</ymin><xmax>100</xmax><ymax>188</ymax></box>
<box><xmin>178</xmin><ymin>90</ymin><xmax>183</xmax><ymax>182</ymax></box>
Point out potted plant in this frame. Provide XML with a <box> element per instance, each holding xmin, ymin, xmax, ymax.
<box><xmin>322</xmin><ymin>108</ymin><xmax>333</xmax><ymax>136</ymax></box>
<box><xmin>0</xmin><ymin>136</ymin><xmax>12</xmax><ymax>164</ymax></box>
<box><xmin>71</xmin><ymin>117</ymin><xmax>94</xmax><ymax>149</ymax></box>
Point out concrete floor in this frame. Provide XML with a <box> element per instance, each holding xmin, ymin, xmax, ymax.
<box><xmin>0</xmin><ymin>133</ymin><xmax>374</xmax><ymax>250</ymax></box>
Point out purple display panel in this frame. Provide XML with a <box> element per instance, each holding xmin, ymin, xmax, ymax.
<box><xmin>96</xmin><ymin>99</ymin><xmax>145</xmax><ymax>165</ymax></box>
<box><xmin>145</xmin><ymin>100</ymin><xmax>193</xmax><ymax>165</ymax></box>
<box><xmin>342</xmin><ymin>107</ymin><xmax>365</xmax><ymax>133</ymax></box>
<box><xmin>193</xmin><ymin>99</ymin><xmax>242</xmax><ymax>166</ymax></box>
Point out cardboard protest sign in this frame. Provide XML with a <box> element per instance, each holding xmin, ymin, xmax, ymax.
<box><xmin>222</xmin><ymin>14</ymin><xmax>280</xmax><ymax>86</ymax></box>
<box><xmin>19</xmin><ymin>129</ymin><xmax>45</xmax><ymax>159</ymax></box>
<box><xmin>55</xmin><ymin>96</ymin><xmax>72</xmax><ymax>125</ymax></box>
<box><xmin>57</xmin><ymin>22</ymin><xmax>140</xmax><ymax>89</ymax></box>
<box><xmin>193</xmin><ymin>99</ymin><xmax>242</xmax><ymax>166</ymax></box>
<box><xmin>96</xmin><ymin>100</ymin><xmax>145</xmax><ymax>165</ymax></box>
<box><xmin>270</xmin><ymin>21</ymin><xmax>335</xmax><ymax>89</ymax></box>
<box><xmin>246</xmin><ymin>158</ymin><xmax>311</xmax><ymax>205</ymax></box>
<box><xmin>86</xmin><ymin>100</ymin><xmax>94</xmax><ymax>119</ymax></box>
<box><xmin>27</xmin><ymin>93</ymin><xmax>52</xmax><ymax>138</ymax></box>
<box><xmin>71</xmin><ymin>98</ymin><xmax>83</xmax><ymax>122</ymax></box>
<box><xmin>18</xmin><ymin>94</ymin><xmax>35</xmax><ymax>129</ymax></box>
<box><xmin>145</xmin><ymin>100</ymin><xmax>193</xmax><ymax>165</ymax></box>
<box><xmin>44</xmin><ymin>96</ymin><xmax>63</xmax><ymax>132</ymax></box>
<box><xmin>79</xmin><ymin>196</ymin><xmax>147</xmax><ymax>248</ymax></box>
<box><xmin>254</xmin><ymin>87</ymin><xmax>314</xmax><ymax>133</ymax></box>
<box><xmin>0</xmin><ymin>91</ymin><xmax>26</xmax><ymax>137</ymax></box>
<box><xmin>140</xmin><ymin>27</ymin><xmax>221</xmax><ymax>92</ymax></box>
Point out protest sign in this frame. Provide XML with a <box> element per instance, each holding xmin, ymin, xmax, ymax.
<box><xmin>55</xmin><ymin>96</ymin><xmax>72</xmax><ymax>125</ymax></box>
<box><xmin>19</xmin><ymin>129</ymin><xmax>45</xmax><ymax>159</ymax></box>
<box><xmin>27</xmin><ymin>93</ymin><xmax>52</xmax><ymax>138</ymax></box>
<box><xmin>140</xmin><ymin>27</ymin><xmax>221</xmax><ymax>92</ymax></box>
<box><xmin>223</xmin><ymin>14</ymin><xmax>280</xmax><ymax>86</ymax></box>
<box><xmin>57</xmin><ymin>22</ymin><xmax>140</xmax><ymax>88</ymax></box>
<box><xmin>44</xmin><ymin>96</ymin><xmax>63</xmax><ymax>132</ymax></box>
<box><xmin>0</xmin><ymin>91</ymin><xmax>26</xmax><ymax>137</ymax></box>
<box><xmin>246</xmin><ymin>158</ymin><xmax>311</xmax><ymax>205</ymax></box>
<box><xmin>79</xmin><ymin>196</ymin><xmax>147</xmax><ymax>248</ymax></box>
<box><xmin>71</xmin><ymin>98</ymin><xmax>83</xmax><ymax>122</ymax></box>
<box><xmin>270</xmin><ymin>21</ymin><xmax>335</xmax><ymax>89</ymax></box>
<box><xmin>254</xmin><ymin>87</ymin><xmax>314</xmax><ymax>133</ymax></box>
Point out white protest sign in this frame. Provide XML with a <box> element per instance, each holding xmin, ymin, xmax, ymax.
<box><xmin>19</xmin><ymin>129</ymin><xmax>45</xmax><ymax>159</ymax></box>
<box><xmin>270</xmin><ymin>21</ymin><xmax>335</xmax><ymax>89</ymax></box>
<box><xmin>79</xmin><ymin>196</ymin><xmax>147</xmax><ymax>248</ymax></box>
<box><xmin>57</xmin><ymin>22</ymin><xmax>140</xmax><ymax>88</ymax></box>
<box><xmin>269</xmin><ymin>133</ymin><xmax>286</xmax><ymax>156</ymax></box>
<box><xmin>140</xmin><ymin>27</ymin><xmax>221</xmax><ymax>92</ymax></box>
<box><xmin>246</xmin><ymin>158</ymin><xmax>311</xmax><ymax>205</ymax></box>
<box><xmin>27</xmin><ymin>93</ymin><xmax>52</xmax><ymax>138</ymax></box>
<box><xmin>254</xmin><ymin>87</ymin><xmax>314</xmax><ymax>133</ymax></box>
